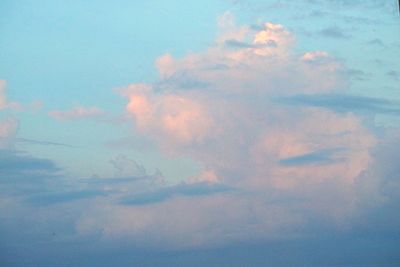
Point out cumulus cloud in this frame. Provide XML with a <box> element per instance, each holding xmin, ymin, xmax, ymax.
<box><xmin>49</xmin><ymin>106</ymin><xmax>104</xmax><ymax>121</ymax></box>
<box><xmin>122</xmin><ymin>84</ymin><xmax>213</xmax><ymax>147</ymax></box>
<box><xmin>70</xmin><ymin>18</ymin><xmax>388</xmax><ymax>247</ymax></box>
<box><xmin>120</xmin><ymin>20</ymin><xmax>371</xmax><ymax>190</ymax></box>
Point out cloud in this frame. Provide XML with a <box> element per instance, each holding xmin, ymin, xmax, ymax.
<box><xmin>1</xmin><ymin>123</ymin><xmax>156</xmax><ymax>208</ymax></box>
<box><xmin>83</xmin><ymin>176</ymin><xmax>148</xmax><ymax>185</ymax></box>
<box><xmin>26</xmin><ymin>190</ymin><xmax>107</xmax><ymax>206</ymax></box>
<box><xmin>317</xmin><ymin>0</ymin><xmax>394</xmax><ymax>9</ymax></box>
<box><xmin>0</xmin><ymin>149</ymin><xmax>60</xmax><ymax>182</ymax></box>
<box><xmin>228</xmin><ymin>0</ymin><xmax>396</xmax><ymax>24</ymax></box>
<box><xmin>276</xmin><ymin>93</ymin><xmax>400</xmax><ymax>115</ymax></box>
<box><xmin>80</xmin><ymin>18</ymin><xmax>383</xmax><ymax>247</ymax></box>
<box><xmin>0</xmin><ymin>80</ymin><xmax>43</xmax><ymax>112</ymax></box>
<box><xmin>367</xmin><ymin>38</ymin><xmax>385</xmax><ymax>47</ymax></box>
<box><xmin>1</xmin><ymin>9</ymin><xmax>399</xmax><ymax>266</ymax></box>
<box><xmin>0</xmin><ymin>80</ymin><xmax>7</xmax><ymax>109</ymax></box>
<box><xmin>119</xmin><ymin>182</ymin><xmax>234</xmax><ymax>205</ymax></box>
<box><xmin>2</xmin><ymin>13</ymin><xmax>398</xmax><ymax>261</ymax></box>
<box><xmin>0</xmin><ymin>150</ymin><xmax>58</xmax><ymax>173</ymax></box>
<box><xmin>386</xmin><ymin>70</ymin><xmax>400</xmax><ymax>80</ymax></box>
<box><xmin>16</xmin><ymin>137</ymin><xmax>75</xmax><ymax>148</ymax></box>
<box><xmin>300</xmin><ymin>50</ymin><xmax>330</xmax><ymax>63</ymax></box>
<box><xmin>342</xmin><ymin>68</ymin><xmax>369</xmax><ymax>81</ymax></box>
<box><xmin>0</xmin><ymin>118</ymin><xmax>62</xmax><ymax>194</ymax></box>
<box><xmin>49</xmin><ymin>106</ymin><xmax>104</xmax><ymax>121</ymax></box>
<box><xmin>318</xmin><ymin>26</ymin><xmax>350</xmax><ymax>39</ymax></box>
<box><xmin>224</xmin><ymin>39</ymin><xmax>259</xmax><ymax>48</ymax></box>
<box><xmin>110</xmin><ymin>154</ymin><xmax>148</xmax><ymax>178</ymax></box>
<box><xmin>123</xmin><ymin>84</ymin><xmax>213</xmax><ymax>147</ymax></box>
<box><xmin>0</xmin><ymin>80</ymin><xmax>21</xmax><ymax>110</ymax></box>
<box><xmin>0</xmin><ymin>152</ymin><xmax>161</xmax><ymax>206</ymax></box>
<box><xmin>0</xmin><ymin>118</ymin><xmax>19</xmax><ymax>149</ymax></box>
<box><xmin>0</xmin><ymin>148</ymin><xmax>65</xmax><ymax>225</ymax></box>
<box><xmin>279</xmin><ymin>148</ymin><xmax>345</xmax><ymax>166</ymax></box>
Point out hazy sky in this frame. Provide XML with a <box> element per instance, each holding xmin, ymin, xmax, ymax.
<box><xmin>1</xmin><ymin>1</ymin><xmax>400</xmax><ymax>266</ymax></box>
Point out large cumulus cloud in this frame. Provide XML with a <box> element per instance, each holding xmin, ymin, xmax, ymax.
<box><xmin>74</xmin><ymin>18</ymin><xmax>390</xmax><ymax>248</ymax></box>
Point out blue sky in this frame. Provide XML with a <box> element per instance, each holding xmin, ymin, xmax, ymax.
<box><xmin>1</xmin><ymin>1</ymin><xmax>400</xmax><ymax>266</ymax></box>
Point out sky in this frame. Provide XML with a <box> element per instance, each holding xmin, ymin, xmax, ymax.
<box><xmin>0</xmin><ymin>0</ymin><xmax>400</xmax><ymax>266</ymax></box>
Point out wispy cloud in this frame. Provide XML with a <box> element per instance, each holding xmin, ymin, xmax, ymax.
<box><xmin>26</xmin><ymin>190</ymin><xmax>107</xmax><ymax>206</ymax></box>
<box><xmin>367</xmin><ymin>38</ymin><xmax>385</xmax><ymax>47</ymax></box>
<box><xmin>386</xmin><ymin>70</ymin><xmax>400</xmax><ymax>80</ymax></box>
<box><xmin>279</xmin><ymin>148</ymin><xmax>345</xmax><ymax>166</ymax></box>
<box><xmin>16</xmin><ymin>138</ymin><xmax>76</xmax><ymax>148</ymax></box>
<box><xmin>276</xmin><ymin>93</ymin><xmax>400</xmax><ymax>115</ymax></box>
<box><xmin>318</xmin><ymin>26</ymin><xmax>350</xmax><ymax>39</ymax></box>
<box><xmin>0</xmin><ymin>150</ymin><xmax>60</xmax><ymax>180</ymax></box>
<box><xmin>119</xmin><ymin>182</ymin><xmax>234</xmax><ymax>205</ymax></box>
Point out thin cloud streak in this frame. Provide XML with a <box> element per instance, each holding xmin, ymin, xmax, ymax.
<box><xmin>119</xmin><ymin>182</ymin><xmax>234</xmax><ymax>205</ymax></box>
<box><xmin>16</xmin><ymin>138</ymin><xmax>76</xmax><ymax>148</ymax></box>
<box><xmin>276</xmin><ymin>93</ymin><xmax>400</xmax><ymax>115</ymax></box>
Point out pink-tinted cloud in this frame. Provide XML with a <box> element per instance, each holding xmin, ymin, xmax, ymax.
<box><xmin>49</xmin><ymin>106</ymin><xmax>104</xmax><ymax>121</ymax></box>
<box><xmin>123</xmin><ymin>84</ymin><xmax>213</xmax><ymax>148</ymax></box>
<box><xmin>79</xmin><ymin>18</ymin><xmax>379</xmax><ymax>247</ymax></box>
